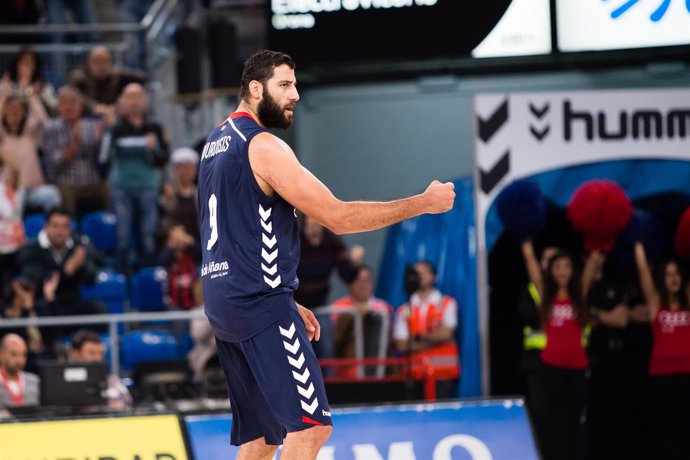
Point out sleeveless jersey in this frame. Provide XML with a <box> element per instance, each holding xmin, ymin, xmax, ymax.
<box><xmin>541</xmin><ymin>298</ymin><xmax>588</xmax><ymax>369</ymax></box>
<box><xmin>198</xmin><ymin>112</ymin><xmax>300</xmax><ymax>342</ymax></box>
<box><xmin>649</xmin><ymin>307</ymin><xmax>690</xmax><ymax>376</ymax></box>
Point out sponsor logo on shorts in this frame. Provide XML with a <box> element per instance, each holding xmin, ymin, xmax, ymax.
<box><xmin>322</xmin><ymin>409</ymin><xmax>331</xmax><ymax>417</ymax></box>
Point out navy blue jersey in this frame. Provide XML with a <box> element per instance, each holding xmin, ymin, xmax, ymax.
<box><xmin>198</xmin><ymin>112</ymin><xmax>300</xmax><ymax>342</ymax></box>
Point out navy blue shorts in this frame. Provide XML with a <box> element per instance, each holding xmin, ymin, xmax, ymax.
<box><xmin>216</xmin><ymin>305</ymin><xmax>332</xmax><ymax>446</ymax></box>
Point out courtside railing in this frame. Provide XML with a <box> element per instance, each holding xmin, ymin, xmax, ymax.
<box><xmin>0</xmin><ymin>309</ymin><xmax>205</xmax><ymax>377</ymax></box>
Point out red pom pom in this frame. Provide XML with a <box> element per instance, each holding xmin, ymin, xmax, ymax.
<box><xmin>675</xmin><ymin>207</ymin><xmax>690</xmax><ymax>258</ymax></box>
<box><xmin>566</xmin><ymin>179</ymin><xmax>632</xmax><ymax>252</ymax></box>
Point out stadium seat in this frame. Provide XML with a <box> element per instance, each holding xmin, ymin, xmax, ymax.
<box><xmin>130</xmin><ymin>267</ymin><xmax>168</xmax><ymax>312</ymax></box>
<box><xmin>81</xmin><ymin>271</ymin><xmax>128</xmax><ymax>314</ymax></box>
<box><xmin>80</xmin><ymin>211</ymin><xmax>117</xmax><ymax>253</ymax></box>
<box><xmin>23</xmin><ymin>213</ymin><xmax>45</xmax><ymax>239</ymax></box>
<box><xmin>120</xmin><ymin>330</ymin><xmax>179</xmax><ymax>372</ymax></box>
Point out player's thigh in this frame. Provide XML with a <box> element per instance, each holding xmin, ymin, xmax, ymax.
<box><xmin>216</xmin><ymin>338</ymin><xmax>280</xmax><ymax>445</ymax></box>
<box><xmin>241</xmin><ymin>306</ymin><xmax>333</xmax><ymax>431</ymax></box>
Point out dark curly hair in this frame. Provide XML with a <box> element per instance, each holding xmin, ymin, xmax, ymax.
<box><xmin>239</xmin><ymin>49</ymin><xmax>295</xmax><ymax>102</ymax></box>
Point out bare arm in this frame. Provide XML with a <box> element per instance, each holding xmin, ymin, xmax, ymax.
<box><xmin>592</xmin><ymin>304</ymin><xmax>629</xmax><ymax>329</ymax></box>
<box><xmin>249</xmin><ymin>134</ymin><xmax>455</xmax><ymax>234</ymax></box>
<box><xmin>0</xmin><ymin>150</ymin><xmax>20</xmax><ymax>190</ymax></box>
<box><xmin>582</xmin><ymin>251</ymin><xmax>604</xmax><ymax>298</ymax></box>
<box><xmin>634</xmin><ymin>241</ymin><xmax>659</xmax><ymax>318</ymax></box>
<box><xmin>521</xmin><ymin>240</ymin><xmax>543</xmax><ymax>299</ymax></box>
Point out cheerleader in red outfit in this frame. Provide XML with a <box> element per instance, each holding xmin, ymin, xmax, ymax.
<box><xmin>522</xmin><ymin>240</ymin><xmax>597</xmax><ymax>460</ymax></box>
<box><xmin>634</xmin><ymin>241</ymin><xmax>690</xmax><ymax>460</ymax></box>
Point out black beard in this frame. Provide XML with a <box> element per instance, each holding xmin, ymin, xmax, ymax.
<box><xmin>257</xmin><ymin>89</ymin><xmax>292</xmax><ymax>129</ymax></box>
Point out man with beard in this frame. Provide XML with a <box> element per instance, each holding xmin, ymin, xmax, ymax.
<box><xmin>198</xmin><ymin>49</ymin><xmax>455</xmax><ymax>460</ymax></box>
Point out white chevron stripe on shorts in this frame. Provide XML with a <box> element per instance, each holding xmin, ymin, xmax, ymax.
<box><xmin>281</xmin><ymin>322</ymin><xmax>319</xmax><ymax>415</ymax></box>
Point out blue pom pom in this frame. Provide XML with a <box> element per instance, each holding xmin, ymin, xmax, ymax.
<box><xmin>612</xmin><ymin>208</ymin><xmax>665</xmax><ymax>267</ymax></box>
<box><xmin>495</xmin><ymin>179</ymin><xmax>547</xmax><ymax>242</ymax></box>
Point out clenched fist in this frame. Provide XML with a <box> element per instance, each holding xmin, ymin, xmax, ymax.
<box><xmin>423</xmin><ymin>180</ymin><xmax>456</xmax><ymax>214</ymax></box>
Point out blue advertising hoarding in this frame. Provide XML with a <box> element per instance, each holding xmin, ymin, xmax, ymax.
<box><xmin>185</xmin><ymin>399</ymin><xmax>538</xmax><ymax>460</ymax></box>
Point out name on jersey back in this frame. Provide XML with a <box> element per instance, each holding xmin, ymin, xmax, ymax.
<box><xmin>201</xmin><ymin>135</ymin><xmax>232</xmax><ymax>161</ymax></box>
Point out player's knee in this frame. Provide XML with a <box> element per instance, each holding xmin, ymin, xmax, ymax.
<box><xmin>310</xmin><ymin>425</ymin><xmax>332</xmax><ymax>446</ymax></box>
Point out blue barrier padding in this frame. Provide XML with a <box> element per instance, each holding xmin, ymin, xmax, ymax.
<box><xmin>184</xmin><ymin>399</ymin><xmax>538</xmax><ymax>460</ymax></box>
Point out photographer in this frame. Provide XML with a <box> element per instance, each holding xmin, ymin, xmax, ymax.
<box><xmin>392</xmin><ymin>260</ymin><xmax>460</xmax><ymax>399</ymax></box>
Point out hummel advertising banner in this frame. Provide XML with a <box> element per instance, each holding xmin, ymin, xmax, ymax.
<box><xmin>473</xmin><ymin>87</ymin><xmax>690</xmax><ymax>392</ymax></box>
<box><xmin>474</xmin><ymin>87</ymin><xmax>690</xmax><ymax>249</ymax></box>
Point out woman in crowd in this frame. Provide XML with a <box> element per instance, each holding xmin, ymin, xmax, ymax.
<box><xmin>522</xmin><ymin>239</ymin><xmax>597</xmax><ymax>460</ymax></box>
<box><xmin>634</xmin><ymin>241</ymin><xmax>690</xmax><ymax>460</ymax></box>
<box><xmin>0</xmin><ymin>87</ymin><xmax>61</xmax><ymax>214</ymax></box>
<box><xmin>4</xmin><ymin>49</ymin><xmax>57</xmax><ymax>116</ymax></box>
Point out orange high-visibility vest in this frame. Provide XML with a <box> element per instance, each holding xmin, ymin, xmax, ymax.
<box><xmin>405</xmin><ymin>295</ymin><xmax>460</xmax><ymax>380</ymax></box>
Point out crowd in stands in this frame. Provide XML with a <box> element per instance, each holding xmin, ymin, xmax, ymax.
<box><xmin>0</xmin><ymin>43</ymin><xmax>463</xmax><ymax>418</ymax></box>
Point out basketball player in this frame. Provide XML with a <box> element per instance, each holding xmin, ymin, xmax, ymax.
<box><xmin>198</xmin><ymin>49</ymin><xmax>456</xmax><ymax>460</ymax></box>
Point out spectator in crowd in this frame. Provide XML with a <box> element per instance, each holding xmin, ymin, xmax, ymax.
<box><xmin>158</xmin><ymin>147</ymin><xmax>200</xmax><ymax>311</ymax></box>
<box><xmin>19</xmin><ymin>207</ymin><xmax>106</xmax><ymax>327</ymax></box>
<box><xmin>521</xmin><ymin>240</ymin><xmax>597</xmax><ymax>460</ymax></box>
<box><xmin>0</xmin><ymin>150</ymin><xmax>24</xmax><ymax>289</ymax></box>
<box><xmin>0</xmin><ymin>334</ymin><xmax>40</xmax><ymax>408</ymax></box>
<box><xmin>515</xmin><ymin>244</ymin><xmax>558</xmax><ymax>456</ymax></box>
<box><xmin>161</xmin><ymin>224</ymin><xmax>200</xmax><ymax>311</ymax></box>
<box><xmin>187</xmin><ymin>280</ymin><xmax>217</xmax><ymax>384</ymax></box>
<box><xmin>634</xmin><ymin>242</ymin><xmax>690</xmax><ymax>460</ymax></box>
<box><xmin>1</xmin><ymin>277</ymin><xmax>50</xmax><ymax>370</ymax></box>
<box><xmin>41</xmin><ymin>85</ymin><xmax>107</xmax><ymax>219</ymax></box>
<box><xmin>158</xmin><ymin>147</ymin><xmax>199</xmax><ymax>248</ymax></box>
<box><xmin>69</xmin><ymin>328</ymin><xmax>132</xmax><ymax>409</ymax></box>
<box><xmin>68</xmin><ymin>46</ymin><xmax>147</xmax><ymax>120</ymax></box>
<box><xmin>295</xmin><ymin>214</ymin><xmax>364</xmax><ymax>310</ymax></box>
<box><xmin>45</xmin><ymin>0</ymin><xmax>99</xmax><ymax>85</ymax></box>
<box><xmin>621</xmin><ymin>281</ymin><xmax>654</xmax><ymax>460</ymax></box>
<box><xmin>393</xmin><ymin>260</ymin><xmax>460</xmax><ymax>400</ymax></box>
<box><xmin>295</xmin><ymin>213</ymin><xmax>364</xmax><ymax>361</ymax></box>
<box><xmin>332</xmin><ymin>265</ymin><xmax>393</xmax><ymax>378</ymax></box>
<box><xmin>0</xmin><ymin>88</ymin><xmax>61</xmax><ymax>213</ymax></box>
<box><xmin>586</xmin><ymin>253</ymin><xmax>639</xmax><ymax>460</ymax></box>
<box><xmin>4</xmin><ymin>49</ymin><xmax>57</xmax><ymax>116</ymax></box>
<box><xmin>99</xmin><ymin>82</ymin><xmax>169</xmax><ymax>274</ymax></box>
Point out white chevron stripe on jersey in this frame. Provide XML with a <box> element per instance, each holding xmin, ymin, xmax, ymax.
<box><xmin>264</xmin><ymin>275</ymin><xmax>281</xmax><ymax>289</ymax></box>
<box><xmin>258</xmin><ymin>205</ymin><xmax>272</xmax><ymax>222</ymax></box>
<box><xmin>262</xmin><ymin>234</ymin><xmax>277</xmax><ymax>249</ymax></box>
<box><xmin>261</xmin><ymin>248</ymin><xmax>278</xmax><ymax>264</ymax></box>
<box><xmin>261</xmin><ymin>263</ymin><xmax>277</xmax><ymax>276</ymax></box>
<box><xmin>283</xmin><ymin>338</ymin><xmax>300</xmax><ymax>355</ymax></box>
<box><xmin>297</xmin><ymin>382</ymin><xmax>315</xmax><ymax>399</ymax></box>
<box><xmin>292</xmin><ymin>367</ymin><xmax>310</xmax><ymax>384</ymax></box>
<box><xmin>259</xmin><ymin>205</ymin><xmax>279</xmax><ymax>289</ymax></box>
<box><xmin>279</xmin><ymin>323</ymin><xmax>296</xmax><ymax>339</ymax></box>
<box><xmin>301</xmin><ymin>397</ymin><xmax>319</xmax><ymax>415</ymax></box>
<box><xmin>288</xmin><ymin>352</ymin><xmax>305</xmax><ymax>369</ymax></box>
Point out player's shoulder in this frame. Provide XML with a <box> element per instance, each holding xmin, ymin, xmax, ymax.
<box><xmin>250</xmin><ymin>131</ymin><xmax>293</xmax><ymax>158</ymax></box>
